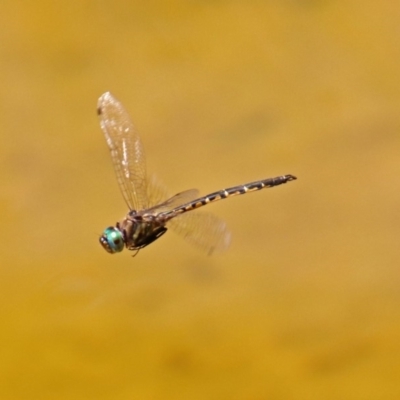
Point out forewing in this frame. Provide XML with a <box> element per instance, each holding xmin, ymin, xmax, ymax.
<box><xmin>167</xmin><ymin>211</ymin><xmax>231</xmax><ymax>255</ymax></box>
<box><xmin>98</xmin><ymin>92</ymin><xmax>148</xmax><ymax>211</ymax></box>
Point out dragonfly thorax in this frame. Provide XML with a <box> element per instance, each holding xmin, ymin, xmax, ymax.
<box><xmin>123</xmin><ymin>213</ymin><xmax>168</xmax><ymax>251</ymax></box>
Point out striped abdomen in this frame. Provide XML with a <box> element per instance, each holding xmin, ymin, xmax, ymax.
<box><xmin>166</xmin><ymin>174</ymin><xmax>296</xmax><ymax>217</ymax></box>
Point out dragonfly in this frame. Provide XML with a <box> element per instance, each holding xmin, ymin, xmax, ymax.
<box><xmin>98</xmin><ymin>92</ymin><xmax>297</xmax><ymax>256</ymax></box>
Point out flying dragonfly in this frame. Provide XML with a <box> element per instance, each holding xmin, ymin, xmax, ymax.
<box><xmin>98</xmin><ymin>92</ymin><xmax>297</xmax><ymax>255</ymax></box>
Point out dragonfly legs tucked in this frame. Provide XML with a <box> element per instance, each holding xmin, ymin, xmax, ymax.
<box><xmin>129</xmin><ymin>225</ymin><xmax>168</xmax><ymax>257</ymax></box>
<box><xmin>127</xmin><ymin>226</ymin><xmax>167</xmax><ymax>251</ymax></box>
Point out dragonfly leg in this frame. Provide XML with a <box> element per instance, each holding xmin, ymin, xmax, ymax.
<box><xmin>128</xmin><ymin>226</ymin><xmax>168</xmax><ymax>251</ymax></box>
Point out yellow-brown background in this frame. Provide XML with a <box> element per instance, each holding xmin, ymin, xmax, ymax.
<box><xmin>1</xmin><ymin>1</ymin><xmax>399</xmax><ymax>399</ymax></box>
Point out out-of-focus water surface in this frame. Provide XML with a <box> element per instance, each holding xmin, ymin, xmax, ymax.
<box><xmin>1</xmin><ymin>1</ymin><xmax>400</xmax><ymax>399</ymax></box>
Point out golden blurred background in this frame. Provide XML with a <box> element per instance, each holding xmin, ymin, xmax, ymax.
<box><xmin>1</xmin><ymin>1</ymin><xmax>400</xmax><ymax>399</ymax></box>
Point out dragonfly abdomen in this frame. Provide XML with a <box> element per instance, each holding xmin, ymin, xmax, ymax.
<box><xmin>168</xmin><ymin>174</ymin><xmax>296</xmax><ymax>216</ymax></box>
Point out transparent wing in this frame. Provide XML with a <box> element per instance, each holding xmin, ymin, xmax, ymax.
<box><xmin>145</xmin><ymin>175</ymin><xmax>170</xmax><ymax>209</ymax></box>
<box><xmin>98</xmin><ymin>92</ymin><xmax>148</xmax><ymax>211</ymax></box>
<box><xmin>167</xmin><ymin>211</ymin><xmax>231</xmax><ymax>255</ymax></box>
<box><xmin>147</xmin><ymin>189</ymin><xmax>200</xmax><ymax>214</ymax></box>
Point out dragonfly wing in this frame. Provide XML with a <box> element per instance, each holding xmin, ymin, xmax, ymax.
<box><xmin>167</xmin><ymin>211</ymin><xmax>231</xmax><ymax>255</ymax></box>
<box><xmin>147</xmin><ymin>189</ymin><xmax>200</xmax><ymax>214</ymax></box>
<box><xmin>146</xmin><ymin>175</ymin><xmax>169</xmax><ymax>209</ymax></box>
<box><xmin>98</xmin><ymin>92</ymin><xmax>148</xmax><ymax>211</ymax></box>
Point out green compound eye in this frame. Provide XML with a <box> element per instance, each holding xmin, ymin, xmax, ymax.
<box><xmin>99</xmin><ymin>227</ymin><xmax>124</xmax><ymax>253</ymax></box>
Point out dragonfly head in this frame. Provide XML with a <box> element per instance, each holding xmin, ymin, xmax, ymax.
<box><xmin>99</xmin><ymin>226</ymin><xmax>125</xmax><ymax>254</ymax></box>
